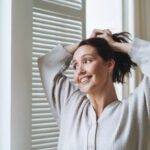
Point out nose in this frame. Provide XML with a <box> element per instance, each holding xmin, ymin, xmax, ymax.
<box><xmin>77</xmin><ymin>64</ymin><xmax>86</xmax><ymax>75</ymax></box>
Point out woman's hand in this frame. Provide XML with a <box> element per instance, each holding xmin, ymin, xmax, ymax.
<box><xmin>90</xmin><ymin>29</ymin><xmax>132</xmax><ymax>54</ymax></box>
<box><xmin>65</xmin><ymin>42</ymin><xmax>79</xmax><ymax>54</ymax></box>
<box><xmin>90</xmin><ymin>29</ymin><xmax>115</xmax><ymax>46</ymax></box>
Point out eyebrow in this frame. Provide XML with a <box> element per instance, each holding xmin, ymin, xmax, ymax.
<box><xmin>71</xmin><ymin>53</ymin><xmax>96</xmax><ymax>64</ymax></box>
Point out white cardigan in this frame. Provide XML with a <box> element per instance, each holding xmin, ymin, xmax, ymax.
<box><xmin>38</xmin><ymin>39</ymin><xmax>150</xmax><ymax>150</ymax></box>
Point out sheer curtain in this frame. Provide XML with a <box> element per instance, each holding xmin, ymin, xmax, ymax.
<box><xmin>122</xmin><ymin>0</ymin><xmax>150</xmax><ymax>97</ymax></box>
<box><xmin>134</xmin><ymin>0</ymin><xmax>150</xmax><ymax>40</ymax></box>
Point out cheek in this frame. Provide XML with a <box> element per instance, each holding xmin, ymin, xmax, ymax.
<box><xmin>90</xmin><ymin>63</ymin><xmax>108</xmax><ymax>78</ymax></box>
<box><xmin>73</xmin><ymin>72</ymin><xmax>78</xmax><ymax>83</ymax></box>
<box><xmin>88</xmin><ymin>63</ymin><xmax>102</xmax><ymax>74</ymax></box>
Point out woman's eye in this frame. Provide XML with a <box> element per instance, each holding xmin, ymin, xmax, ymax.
<box><xmin>84</xmin><ymin>59</ymin><xmax>92</xmax><ymax>64</ymax></box>
<box><xmin>73</xmin><ymin>63</ymin><xmax>78</xmax><ymax>70</ymax></box>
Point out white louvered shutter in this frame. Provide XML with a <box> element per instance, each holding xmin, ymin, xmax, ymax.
<box><xmin>31</xmin><ymin>0</ymin><xmax>86</xmax><ymax>149</ymax></box>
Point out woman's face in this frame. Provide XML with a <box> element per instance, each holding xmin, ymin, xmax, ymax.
<box><xmin>72</xmin><ymin>45</ymin><xmax>113</xmax><ymax>94</ymax></box>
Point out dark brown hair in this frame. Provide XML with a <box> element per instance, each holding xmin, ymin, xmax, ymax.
<box><xmin>77</xmin><ymin>32</ymin><xmax>137</xmax><ymax>83</ymax></box>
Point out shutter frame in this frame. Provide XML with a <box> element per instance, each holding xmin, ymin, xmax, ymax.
<box><xmin>32</xmin><ymin>0</ymin><xmax>86</xmax><ymax>149</ymax></box>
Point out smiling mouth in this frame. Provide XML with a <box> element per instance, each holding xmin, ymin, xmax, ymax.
<box><xmin>80</xmin><ymin>76</ymin><xmax>92</xmax><ymax>84</ymax></box>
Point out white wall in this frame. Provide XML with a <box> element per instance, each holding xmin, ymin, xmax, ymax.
<box><xmin>0</xmin><ymin>0</ymin><xmax>11</xmax><ymax>150</ymax></box>
<box><xmin>0</xmin><ymin>0</ymin><xmax>32</xmax><ymax>150</ymax></box>
<box><xmin>11</xmin><ymin>0</ymin><xmax>32</xmax><ymax>149</ymax></box>
<box><xmin>86</xmin><ymin>0</ymin><xmax>122</xmax><ymax>37</ymax></box>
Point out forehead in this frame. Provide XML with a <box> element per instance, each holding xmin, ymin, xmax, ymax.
<box><xmin>73</xmin><ymin>45</ymin><xmax>98</xmax><ymax>60</ymax></box>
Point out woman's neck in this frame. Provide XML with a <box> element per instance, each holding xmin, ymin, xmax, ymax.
<box><xmin>88</xmin><ymin>83</ymin><xmax>118</xmax><ymax>119</ymax></box>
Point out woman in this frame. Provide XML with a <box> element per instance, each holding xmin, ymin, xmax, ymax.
<box><xmin>38</xmin><ymin>29</ymin><xmax>150</xmax><ymax>150</ymax></box>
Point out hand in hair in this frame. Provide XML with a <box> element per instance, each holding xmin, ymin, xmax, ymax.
<box><xmin>91</xmin><ymin>29</ymin><xmax>114</xmax><ymax>45</ymax></box>
<box><xmin>65</xmin><ymin>29</ymin><xmax>114</xmax><ymax>54</ymax></box>
<box><xmin>91</xmin><ymin>29</ymin><xmax>132</xmax><ymax>54</ymax></box>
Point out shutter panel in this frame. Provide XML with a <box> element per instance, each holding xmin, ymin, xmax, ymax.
<box><xmin>32</xmin><ymin>0</ymin><xmax>85</xmax><ymax>149</ymax></box>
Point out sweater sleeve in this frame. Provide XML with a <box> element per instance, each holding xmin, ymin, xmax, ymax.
<box><xmin>127</xmin><ymin>38</ymin><xmax>150</xmax><ymax>119</ymax></box>
<box><xmin>38</xmin><ymin>44</ymin><xmax>78</xmax><ymax>124</ymax></box>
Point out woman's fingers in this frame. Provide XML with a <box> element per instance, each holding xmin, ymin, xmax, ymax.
<box><xmin>91</xmin><ymin>29</ymin><xmax>115</xmax><ymax>47</ymax></box>
<box><xmin>90</xmin><ymin>29</ymin><xmax>104</xmax><ymax>38</ymax></box>
<box><xmin>105</xmin><ymin>29</ymin><xmax>112</xmax><ymax>35</ymax></box>
<box><xmin>90</xmin><ymin>29</ymin><xmax>112</xmax><ymax>38</ymax></box>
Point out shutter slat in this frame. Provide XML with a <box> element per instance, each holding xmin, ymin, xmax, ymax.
<box><xmin>33</xmin><ymin>34</ymin><xmax>79</xmax><ymax>43</ymax></box>
<box><xmin>32</xmin><ymin>48</ymin><xmax>50</xmax><ymax>54</ymax></box>
<box><xmin>32</xmin><ymin>113</ymin><xmax>54</xmax><ymax>119</ymax></box>
<box><xmin>32</xmin><ymin>137</ymin><xmax>58</xmax><ymax>145</ymax></box>
<box><xmin>32</xmin><ymin>14</ymin><xmax>82</xmax><ymax>27</ymax></box>
<box><xmin>32</xmin><ymin>104</ymin><xmax>49</xmax><ymax>108</ymax></box>
<box><xmin>32</xmin><ymin>117</ymin><xmax>54</xmax><ymax>122</ymax></box>
<box><xmin>32</xmin><ymin>72</ymin><xmax>40</xmax><ymax>77</ymax></box>
<box><xmin>32</xmin><ymin>132</ymin><xmax>59</xmax><ymax>138</ymax></box>
<box><xmin>32</xmin><ymin>89</ymin><xmax>44</xmax><ymax>93</ymax></box>
<box><xmin>32</xmin><ymin>127</ymin><xmax>58</xmax><ymax>134</ymax></box>
<box><xmin>32</xmin><ymin>123</ymin><xmax>58</xmax><ymax>129</ymax></box>
<box><xmin>33</xmin><ymin>37</ymin><xmax>79</xmax><ymax>44</ymax></box>
<box><xmin>33</xmin><ymin>1</ymin><xmax>82</xmax><ymax>18</ymax></box>
<box><xmin>32</xmin><ymin>142</ymin><xmax>57</xmax><ymax>149</ymax></box>
<box><xmin>33</xmin><ymin>28</ymin><xmax>81</xmax><ymax>38</ymax></box>
<box><xmin>35</xmin><ymin>148</ymin><xmax>57</xmax><ymax>150</ymax></box>
<box><xmin>32</xmin><ymin>84</ymin><xmax>43</xmax><ymax>88</ymax></box>
<box><xmin>32</xmin><ymin>95</ymin><xmax>46</xmax><ymax>98</ymax></box>
<box><xmin>33</xmin><ymin>22</ymin><xmax>81</xmax><ymax>34</ymax></box>
<box><xmin>45</xmin><ymin>0</ymin><xmax>82</xmax><ymax>10</ymax></box>
<box><xmin>32</xmin><ymin>99</ymin><xmax>47</xmax><ymax>103</ymax></box>
<box><xmin>32</xmin><ymin>109</ymin><xmax>52</xmax><ymax>114</ymax></box>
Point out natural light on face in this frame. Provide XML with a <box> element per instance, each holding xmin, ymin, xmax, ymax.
<box><xmin>72</xmin><ymin>45</ymin><xmax>110</xmax><ymax>94</ymax></box>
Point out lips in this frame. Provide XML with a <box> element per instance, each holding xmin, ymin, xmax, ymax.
<box><xmin>79</xmin><ymin>75</ymin><xmax>92</xmax><ymax>84</ymax></box>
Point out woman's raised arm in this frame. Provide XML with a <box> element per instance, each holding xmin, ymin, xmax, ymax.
<box><xmin>38</xmin><ymin>44</ymin><xmax>79</xmax><ymax>125</ymax></box>
<box><xmin>91</xmin><ymin>29</ymin><xmax>150</xmax><ymax>119</ymax></box>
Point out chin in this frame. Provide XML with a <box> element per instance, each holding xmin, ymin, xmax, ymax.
<box><xmin>80</xmin><ymin>86</ymin><xmax>93</xmax><ymax>94</ymax></box>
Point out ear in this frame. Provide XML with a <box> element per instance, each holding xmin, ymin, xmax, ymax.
<box><xmin>107</xmin><ymin>59</ymin><xmax>115</xmax><ymax>74</ymax></box>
